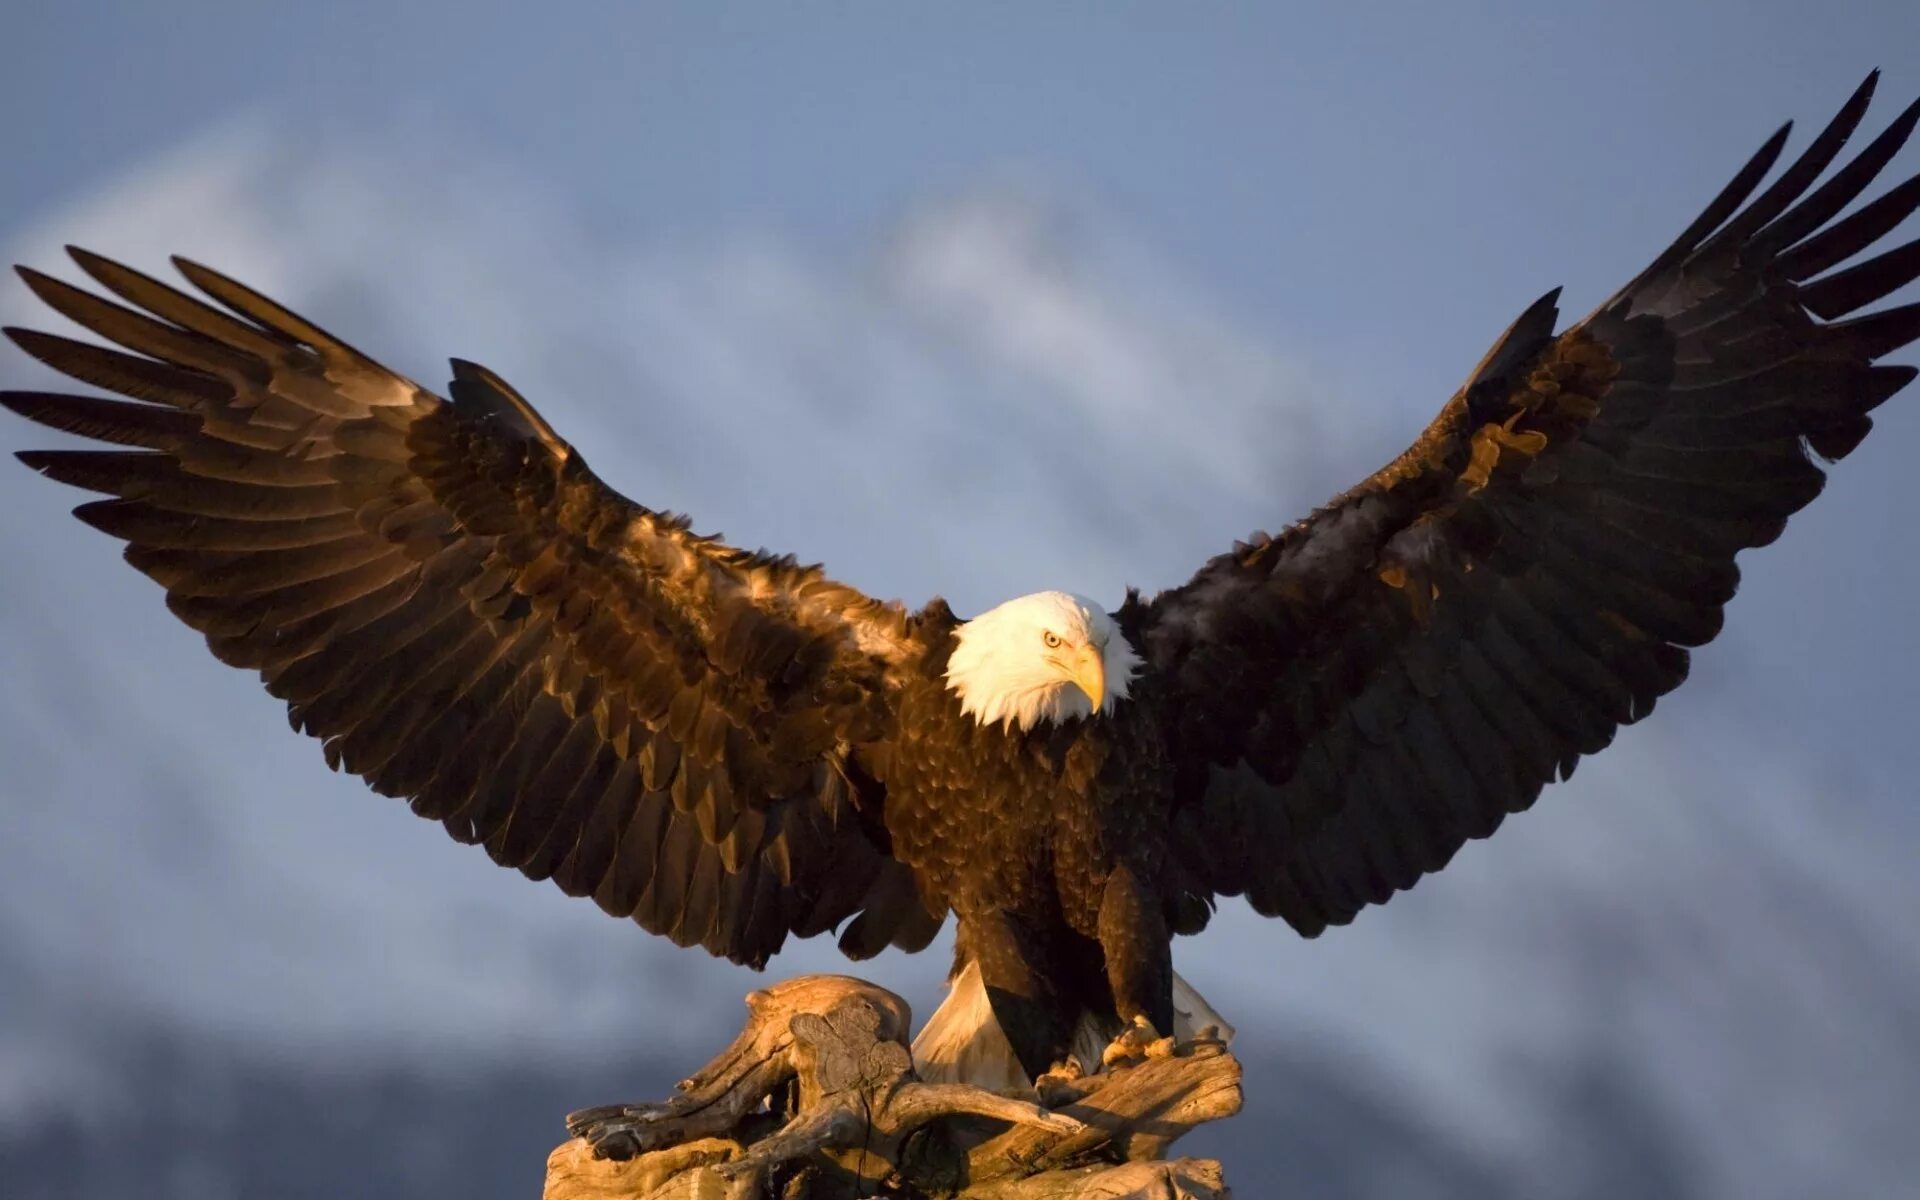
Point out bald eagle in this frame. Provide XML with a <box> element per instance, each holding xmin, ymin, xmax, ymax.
<box><xmin>7</xmin><ymin>75</ymin><xmax>1920</xmax><ymax>1091</ymax></box>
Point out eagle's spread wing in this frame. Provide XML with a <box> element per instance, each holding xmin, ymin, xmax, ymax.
<box><xmin>1133</xmin><ymin>74</ymin><xmax>1920</xmax><ymax>937</ymax></box>
<box><xmin>4</xmin><ymin>249</ymin><xmax>942</xmax><ymax>967</ymax></box>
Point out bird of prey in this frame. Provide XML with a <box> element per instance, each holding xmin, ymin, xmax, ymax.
<box><xmin>6</xmin><ymin>74</ymin><xmax>1918</xmax><ymax>1090</ymax></box>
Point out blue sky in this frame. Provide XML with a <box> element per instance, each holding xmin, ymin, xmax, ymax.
<box><xmin>3</xmin><ymin>4</ymin><xmax>1919</xmax><ymax>1194</ymax></box>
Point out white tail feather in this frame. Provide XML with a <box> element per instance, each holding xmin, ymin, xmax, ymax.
<box><xmin>910</xmin><ymin>961</ymin><xmax>1234</xmax><ymax>1090</ymax></box>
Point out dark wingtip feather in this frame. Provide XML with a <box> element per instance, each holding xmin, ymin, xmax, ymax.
<box><xmin>14</xmin><ymin>264</ymin><xmax>62</xmax><ymax>298</ymax></box>
<box><xmin>63</xmin><ymin>247</ymin><xmax>132</xmax><ymax>298</ymax></box>
<box><xmin>1700</xmin><ymin>77</ymin><xmax>1883</xmax><ymax>260</ymax></box>
<box><xmin>0</xmin><ymin>390</ymin><xmax>192</xmax><ymax>449</ymax></box>
<box><xmin>68</xmin><ymin>498</ymin><xmax>124</xmax><ymax>538</ymax></box>
<box><xmin>14</xmin><ymin>448</ymin><xmax>107</xmax><ymax>484</ymax></box>
<box><xmin>1842</xmin><ymin>69</ymin><xmax>1880</xmax><ymax>120</ymax></box>
<box><xmin>1870</xmin><ymin>363</ymin><xmax>1920</xmax><ymax>406</ymax></box>
<box><xmin>1617</xmin><ymin>121</ymin><xmax>1795</xmax><ymax>298</ymax></box>
<box><xmin>169</xmin><ymin>254</ymin><xmax>340</xmax><ymax>350</ymax></box>
<box><xmin>1800</xmin><ymin>236</ymin><xmax>1920</xmax><ymax>320</ymax></box>
<box><xmin>1714</xmin><ymin>120</ymin><xmax>1795</xmax><ymax>223</ymax></box>
<box><xmin>1832</xmin><ymin>300</ymin><xmax>1920</xmax><ymax>360</ymax></box>
<box><xmin>1754</xmin><ymin>92</ymin><xmax>1920</xmax><ymax>258</ymax></box>
<box><xmin>1779</xmin><ymin>172</ymin><xmax>1920</xmax><ymax>282</ymax></box>
<box><xmin>1807</xmin><ymin>418</ymin><xmax>1875</xmax><ymax>462</ymax></box>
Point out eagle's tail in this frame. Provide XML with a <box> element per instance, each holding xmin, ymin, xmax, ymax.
<box><xmin>910</xmin><ymin>960</ymin><xmax>1233</xmax><ymax>1092</ymax></box>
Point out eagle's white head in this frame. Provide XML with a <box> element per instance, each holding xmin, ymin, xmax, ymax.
<box><xmin>944</xmin><ymin>591</ymin><xmax>1142</xmax><ymax>732</ymax></box>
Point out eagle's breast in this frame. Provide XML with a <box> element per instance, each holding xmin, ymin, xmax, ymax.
<box><xmin>884</xmin><ymin>640</ymin><xmax>1174</xmax><ymax>938</ymax></box>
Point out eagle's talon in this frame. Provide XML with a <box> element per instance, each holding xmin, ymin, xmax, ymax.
<box><xmin>1101</xmin><ymin>1015</ymin><xmax>1163</xmax><ymax>1071</ymax></box>
<box><xmin>579</xmin><ymin>1123</ymin><xmax>648</xmax><ymax>1161</ymax></box>
<box><xmin>1033</xmin><ymin>1058</ymin><xmax>1087</xmax><ymax>1107</ymax></box>
<box><xmin>567</xmin><ymin>1095</ymin><xmax>723</xmax><ymax>1161</ymax></box>
<box><xmin>581</xmin><ymin>1120</ymin><xmax>666</xmax><ymax>1160</ymax></box>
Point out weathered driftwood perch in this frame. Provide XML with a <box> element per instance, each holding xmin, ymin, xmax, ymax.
<box><xmin>546</xmin><ymin>975</ymin><xmax>1241</xmax><ymax>1199</ymax></box>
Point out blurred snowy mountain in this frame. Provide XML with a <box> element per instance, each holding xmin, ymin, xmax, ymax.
<box><xmin>1</xmin><ymin>115</ymin><xmax>1916</xmax><ymax>1198</ymax></box>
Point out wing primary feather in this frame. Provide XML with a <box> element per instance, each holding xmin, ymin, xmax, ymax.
<box><xmin>1775</xmin><ymin>171</ymin><xmax>1920</xmax><ymax>281</ymax></box>
<box><xmin>65</xmin><ymin>248</ymin><xmax>291</xmax><ymax>359</ymax></box>
<box><xmin>1</xmin><ymin>391</ymin><xmax>196</xmax><ymax>448</ymax></box>
<box><xmin>5</xmin><ymin>327</ymin><xmax>228</xmax><ymax>406</ymax></box>
<box><xmin>1799</xmin><ymin>237</ymin><xmax>1920</xmax><ymax>320</ymax></box>
<box><xmin>1751</xmin><ymin>92</ymin><xmax>1920</xmax><ymax>259</ymax></box>
<box><xmin>73</xmin><ymin>502</ymin><xmax>361</xmax><ymax>551</ymax></box>
<box><xmin>1826</xmin><ymin>299</ymin><xmax>1920</xmax><ymax>361</ymax></box>
<box><xmin>1694</xmin><ymin>72</ymin><xmax>1880</xmax><ymax>260</ymax></box>
<box><xmin>14</xmin><ymin>267</ymin><xmax>257</xmax><ymax>378</ymax></box>
<box><xmin>1614</xmin><ymin>122</ymin><xmax>1793</xmax><ymax>299</ymax></box>
<box><xmin>127</xmin><ymin>536</ymin><xmax>392</xmax><ymax>598</ymax></box>
<box><xmin>171</xmin><ymin>256</ymin><xmax>368</xmax><ymax>361</ymax></box>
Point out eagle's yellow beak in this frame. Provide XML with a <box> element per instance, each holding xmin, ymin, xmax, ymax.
<box><xmin>1069</xmin><ymin>644</ymin><xmax>1107</xmax><ymax>712</ymax></box>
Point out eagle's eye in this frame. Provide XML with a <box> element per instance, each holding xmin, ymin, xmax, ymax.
<box><xmin>1042</xmin><ymin>630</ymin><xmax>1062</xmax><ymax>649</ymax></box>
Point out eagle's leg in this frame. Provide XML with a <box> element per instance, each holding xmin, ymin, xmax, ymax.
<box><xmin>1097</xmin><ymin>865</ymin><xmax>1176</xmax><ymax>1070</ymax></box>
<box><xmin>965</xmin><ymin>910</ymin><xmax>1080</xmax><ymax>1084</ymax></box>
